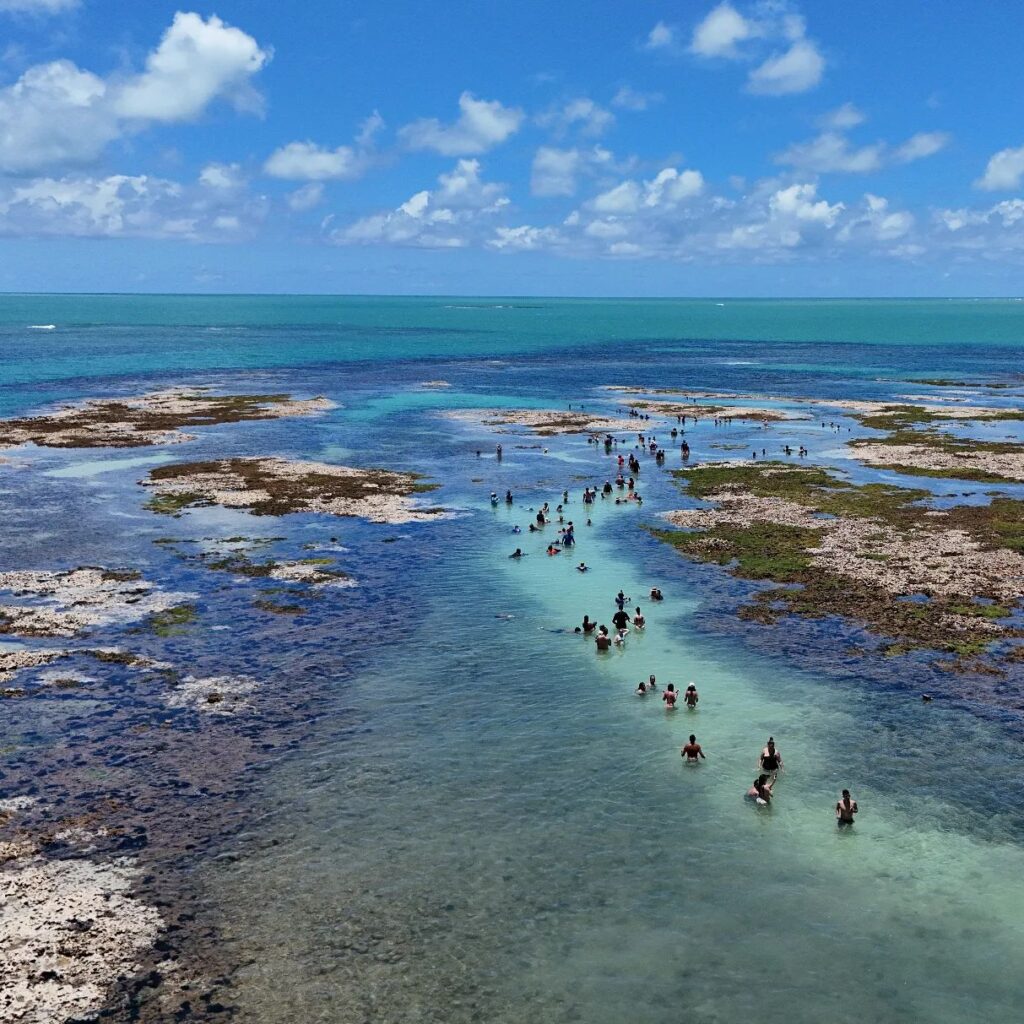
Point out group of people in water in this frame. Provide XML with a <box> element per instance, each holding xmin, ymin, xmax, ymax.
<box><xmin>499</xmin><ymin>419</ymin><xmax>859</xmax><ymax>826</ymax></box>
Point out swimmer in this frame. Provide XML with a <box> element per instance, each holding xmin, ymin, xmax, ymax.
<box><xmin>681</xmin><ymin>735</ymin><xmax>706</xmax><ymax>762</ymax></box>
<box><xmin>505</xmin><ymin>490</ymin><xmax>514</xmax><ymax>504</ymax></box>
<box><xmin>635</xmin><ymin>681</ymin><xmax>648</xmax><ymax>696</ymax></box>
<box><xmin>647</xmin><ymin>674</ymin><xmax>657</xmax><ymax>692</ymax></box>
<box><xmin>611</xmin><ymin>607</ymin><xmax>630</xmax><ymax>631</ymax></box>
<box><xmin>490</xmin><ymin>492</ymin><xmax>499</xmax><ymax>506</ymax></box>
<box><xmin>581</xmin><ymin>615</ymin><xmax>596</xmax><ymax>634</ymax></box>
<box><xmin>613</xmin><ymin>628</ymin><xmax>628</xmax><ymax>646</ymax></box>
<box><xmin>662</xmin><ymin>684</ymin><xmax>678</xmax><ymax>709</ymax></box>
<box><xmin>512</xmin><ymin>525</ymin><xmax>521</xmax><ymax>534</ymax></box>
<box><xmin>546</xmin><ymin>545</ymin><xmax>561</xmax><ymax>556</ymax></box>
<box><xmin>649</xmin><ymin>587</ymin><xmax>663</xmax><ymax>601</ymax></box>
<box><xmin>748</xmin><ymin>774</ymin><xmax>774</xmax><ymax>805</ymax></box>
<box><xmin>509</xmin><ymin>548</ymin><xmax>525</xmax><ymax>559</ymax></box>
<box><xmin>615</xmin><ymin>590</ymin><xmax>629</xmax><ymax>611</ymax></box>
<box><xmin>632</xmin><ymin>607</ymin><xmax>645</xmax><ymax>629</ymax></box>
<box><xmin>586</xmin><ymin>518</ymin><xmax>592</xmax><ymax>526</ymax></box>
<box><xmin>683</xmin><ymin>684</ymin><xmax>698</xmax><ymax>709</ymax></box>
<box><xmin>836</xmin><ymin>789</ymin><xmax>858</xmax><ymax>827</ymax></box>
<box><xmin>577</xmin><ymin>562</ymin><xmax>589</xmax><ymax>572</ymax></box>
<box><xmin>595</xmin><ymin>632</ymin><xmax>612</xmax><ymax>652</ymax></box>
<box><xmin>759</xmin><ymin>738</ymin><xmax>783</xmax><ymax>780</ymax></box>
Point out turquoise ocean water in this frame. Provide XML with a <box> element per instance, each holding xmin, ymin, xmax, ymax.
<box><xmin>2</xmin><ymin>296</ymin><xmax>1024</xmax><ymax>1023</ymax></box>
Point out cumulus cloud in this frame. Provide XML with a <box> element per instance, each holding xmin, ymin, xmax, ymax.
<box><xmin>332</xmin><ymin>159</ymin><xmax>509</xmax><ymax>248</ymax></box>
<box><xmin>690</xmin><ymin>2</ymin><xmax>759</xmax><ymax>58</ymax></box>
<box><xmin>975</xmin><ymin>145</ymin><xmax>1024</xmax><ymax>191</ymax></box>
<box><xmin>893</xmin><ymin>131</ymin><xmax>950</xmax><ymax>163</ymax></box>
<box><xmin>0</xmin><ymin>168</ymin><xmax>265</xmax><ymax>239</ymax></box>
<box><xmin>537</xmin><ymin>97</ymin><xmax>614</xmax><ymax>138</ymax></box>
<box><xmin>776</xmin><ymin>132</ymin><xmax>882</xmax><ymax>174</ymax></box>
<box><xmin>747</xmin><ymin>38</ymin><xmax>824</xmax><ymax>95</ymax></box>
<box><xmin>398</xmin><ymin>91</ymin><xmax>523</xmax><ymax>156</ymax></box>
<box><xmin>645</xmin><ymin>21</ymin><xmax>676</xmax><ymax>50</ymax></box>
<box><xmin>590</xmin><ymin>167</ymin><xmax>705</xmax><ymax>215</ymax></box>
<box><xmin>198</xmin><ymin>162</ymin><xmax>244</xmax><ymax>190</ymax></box>
<box><xmin>264</xmin><ymin>142</ymin><xmax>362</xmax><ymax>181</ymax></box>
<box><xmin>817</xmin><ymin>102</ymin><xmax>865</xmax><ymax>130</ymax></box>
<box><xmin>114</xmin><ymin>13</ymin><xmax>270</xmax><ymax>122</ymax></box>
<box><xmin>837</xmin><ymin>193</ymin><xmax>913</xmax><ymax>243</ymax></box>
<box><xmin>488</xmin><ymin>224</ymin><xmax>564</xmax><ymax>251</ymax></box>
<box><xmin>530</xmin><ymin>145</ymin><xmax>614</xmax><ymax>198</ymax></box>
<box><xmin>0</xmin><ymin>12</ymin><xmax>269</xmax><ymax>174</ymax></box>
<box><xmin>286</xmin><ymin>182</ymin><xmax>324</xmax><ymax>212</ymax></box>
<box><xmin>777</xmin><ymin>124</ymin><xmax>949</xmax><ymax>174</ymax></box>
<box><xmin>611</xmin><ymin>85</ymin><xmax>662</xmax><ymax>111</ymax></box>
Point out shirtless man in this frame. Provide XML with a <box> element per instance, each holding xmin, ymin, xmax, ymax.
<box><xmin>683</xmin><ymin>684</ymin><xmax>699</xmax><ymax>709</ymax></box>
<box><xmin>662</xmin><ymin>684</ymin><xmax>678</xmax><ymax>709</ymax></box>
<box><xmin>681</xmin><ymin>735</ymin><xmax>706</xmax><ymax>762</ymax></box>
<box><xmin>836</xmin><ymin>790</ymin><xmax>858</xmax><ymax>827</ymax></box>
<box><xmin>595</xmin><ymin>632</ymin><xmax>612</xmax><ymax>652</ymax></box>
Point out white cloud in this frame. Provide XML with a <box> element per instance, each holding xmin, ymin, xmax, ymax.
<box><xmin>837</xmin><ymin>194</ymin><xmax>913</xmax><ymax>243</ymax></box>
<box><xmin>332</xmin><ymin>159</ymin><xmax>509</xmax><ymax>249</ymax></box>
<box><xmin>286</xmin><ymin>182</ymin><xmax>324</xmax><ymax>212</ymax></box>
<box><xmin>777</xmin><ymin>126</ymin><xmax>949</xmax><ymax>174</ymax></box>
<box><xmin>893</xmin><ymin>131</ymin><xmax>950</xmax><ymax>163</ymax></box>
<box><xmin>0</xmin><ymin>60</ymin><xmax>116</xmax><ymax>172</ymax></box>
<box><xmin>0</xmin><ymin>0</ymin><xmax>77</xmax><ymax>11</ymax></box>
<box><xmin>531</xmin><ymin>147</ymin><xmax>580</xmax><ymax>197</ymax></box>
<box><xmin>690</xmin><ymin>2</ymin><xmax>758</xmax><ymax>58</ymax></box>
<box><xmin>488</xmin><ymin>225</ymin><xmax>563</xmax><ymax>251</ymax></box>
<box><xmin>264</xmin><ymin>142</ymin><xmax>362</xmax><ymax>181</ymax></box>
<box><xmin>611</xmin><ymin>85</ymin><xmax>662</xmax><ymax>111</ymax></box>
<box><xmin>747</xmin><ymin>39</ymin><xmax>824</xmax><ymax>95</ymax></box>
<box><xmin>398</xmin><ymin>91</ymin><xmax>523</xmax><ymax>156</ymax></box>
<box><xmin>645</xmin><ymin>21</ymin><xmax>676</xmax><ymax>50</ymax></box>
<box><xmin>591</xmin><ymin>166</ymin><xmax>704</xmax><ymax>214</ymax></box>
<box><xmin>0</xmin><ymin>169</ymin><xmax>265</xmax><ymax>239</ymax></box>
<box><xmin>537</xmin><ymin>97</ymin><xmax>614</xmax><ymax>138</ymax></box>
<box><xmin>975</xmin><ymin>145</ymin><xmax>1024</xmax><ymax>191</ymax></box>
<box><xmin>776</xmin><ymin>132</ymin><xmax>883</xmax><ymax>173</ymax></box>
<box><xmin>530</xmin><ymin>145</ymin><xmax>613</xmax><ymax>197</ymax></box>
<box><xmin>817</xmin><ymin>102</ymin><xmax>865</xmax><ymax>130</ymax></box>
<box><xmin>769</xmin><ymin>182</ymin><xmax>843</xmax><ymax>225</ymax></box>
<box><xmin>199</xmin><ymin>162</ymin><xmax>244</xmax><ymax>190</ymax></box>
<box><xmin>114</xmin><ymin>12</ymin><xmax>270</xmax><ymax>122</ymax></box>
<box><xmin>0</xmin><ymin>12</ymin><xmax>268</xmax><ymax>174</ymax></box>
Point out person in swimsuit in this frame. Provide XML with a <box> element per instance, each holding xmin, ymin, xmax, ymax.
<box><xmin>836</xmin><ymin>790</ymin><xmax>858</xmax><ymax>827</ymax></box>
<box><xmin>577</xmin><ymin>562</ymin><xmax>588</xmax><ymax>572</ymax></box>
<box><xmin>632</xmin><ymin>607</ymin><xmax>645</xmax><ymax>629</ymax></box>
<box><xmin>581</xmin><ymin>615</ymin><xmax>596</xmax><ymax>634</ymax></box>
<box><xmin>650</xmin><ymin>587</ymin><xmax>663</xmax><ymax>601</ymax></box>
<box><xmin>635</xmin><ymin>681</ymin><xmax>648</xmax><ymax>695</ymax></box>
<box><xmin>509</xmin><ymin>548</ymin><xmax>524</xmax><ymax>559</ymax></box>
<box><xmin>595</xmin><ymin>631</ymin><xmax>612</xmax><ymax>652</ymax></box>
<box><xmin>647</xmin><ymin>674</ymin><xmax>657</xmax><ymax>692</ymax></box>
<box><xmin>681</xmin><ymin>735</ymin><xmax>705</xmax><ymax>762</ymax></box>
<box><xmin>662</xmin><ymin>684</ymin><xmax>678</xmax><ymax>709</ymax></box>
<box><xmin>748</xmin><ymin>774</ymin><xmax>773</xmax><ymax>804</ymax></box>
<box><xmin>759</xmin><ymin>739</ymin><xmax>783</xmax><ymax>780</ymax></box>
<box><xmin>612</xmin><ymin>607</ymin><xmax>630</xmax><ymax>631</ymax></box>
<box><xmin>613</xmin><ymin>627</ymin><xmax>628</xmax><ymax>645</ymax></box>
<box><xmin>615</xmin><ymin>590</ymin><xmax>628</xmax><ymax>611</ymax></box>
<box><xmin>683</xmin><ymin>684</ymin><xmax>699</xmax><ymax>709</ymax></box>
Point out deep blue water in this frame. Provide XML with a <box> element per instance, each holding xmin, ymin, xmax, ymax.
<box><xmin>2</xmin><ymin>296</ymin><xmax>1024</xmax><ymax>1023</ymax></box>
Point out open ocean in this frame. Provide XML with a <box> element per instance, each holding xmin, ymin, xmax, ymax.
<box><xmin>2</xmin><ymin>295</ymin><xmax>1024</xmax><ymax>1023</ymax></box>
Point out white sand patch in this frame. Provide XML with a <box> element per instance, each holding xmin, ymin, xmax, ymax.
<box><xmin>444</xmin><ymin>408</ymin><xmax>641</xmax><ymax>435</ymax></box>
<box><xmin>0</xmin><ymin>855</ymin><xmax>161</xmax><ymax>1024</ymax></box>
<box><xmin>0</xmin><ymin>569</ymin><xmax>196</xmax><ymax>639</ymax></box>
<box><xmin>0</xmin><ymin>648</ymin><xmax>67</xmax><ymax>682</ymax></box>
<box><xmin>849</xmin><ymin>443</ymin><xmax>1024</xmax><ymax>482</ymax></box>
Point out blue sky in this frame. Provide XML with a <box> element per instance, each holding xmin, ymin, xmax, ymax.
<box><xmin>1</xmin><ymin>0</ymin><xmax>1023</xmax><ymax>295</ymax></box>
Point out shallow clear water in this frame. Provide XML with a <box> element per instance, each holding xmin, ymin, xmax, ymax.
<box><xmin>2</xmin><ymin>296</ymin><xmax>1024</xmax><ymax>1022</ymax></box>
